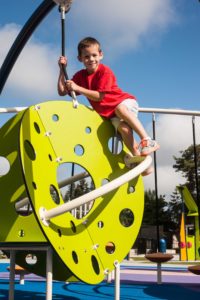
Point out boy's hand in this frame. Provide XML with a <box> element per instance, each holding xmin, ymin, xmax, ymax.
<box><xmin>66</xmin><ymin>80</ymin><xmax>79</xmax><ymax>92</ymax></box>
<box><xmin>58</xmin><ymin>56</ymin><xmax>67</xmax><ymax>67</ymax></box>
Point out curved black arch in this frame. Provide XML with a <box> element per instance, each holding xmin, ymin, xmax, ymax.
<box><xmin>0</xmin><ymin>0</ymin><xmax>56</xmax><ymax>94</ymax></box>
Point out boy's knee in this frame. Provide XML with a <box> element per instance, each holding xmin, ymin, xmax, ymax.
<box><xmin>115</xmin><ymin>104</ymin><xmax>125</xmax><ymax>116</ymax></box>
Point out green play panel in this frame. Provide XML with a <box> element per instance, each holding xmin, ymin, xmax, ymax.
<box><xmin>0</xmin><ymin>101</ymin><xmax>144</xmax><ymax>284</ymax></box>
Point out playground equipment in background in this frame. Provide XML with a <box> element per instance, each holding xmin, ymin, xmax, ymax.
<box><xmin>177</xmin><ymin>185</ymin><xmax>200</xmax><ymax>261</ymax></box>
<box><xmin>0</xmin><ymin>100</ymin><xmax>150</xmax><ymax>285</ymax></box>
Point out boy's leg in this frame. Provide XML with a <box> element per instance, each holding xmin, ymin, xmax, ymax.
<box><xmin>117</xmin><ymin>121</ymin><xmax>140</xmax><ymax>156</ymax></box>
<box><xmin>115</xmin><ymin>101</ymin><xmax>159</xmax><ymax>155</ymax></box>
<box><xmin>115</xmin><ymin>102</ymin><xmax>147</xmax><ymax>139</ymax></box>
<box><xmin>111</xmin><ymin>113</ymin><xmax>153</xmax><ymax>176</ymax></box>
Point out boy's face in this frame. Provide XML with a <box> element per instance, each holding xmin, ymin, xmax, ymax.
<box><xmin>78</xmin><ymin>44</ymin><xmax>103</xmax><ymax>74</ymax></box>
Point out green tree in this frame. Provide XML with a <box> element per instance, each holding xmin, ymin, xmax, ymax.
<box><xmin>63</xmin><ymin>178</ymin><xmax>94</xmax><ymax>219</ymax></box>
<box><xmin>167</xmin><ymin>189</ymin><xmax>183</xmax><ymax>230</ymax></box>
<box><xmin>143</xmin><ymin>189</ymin><xmax>181</xmax><ymax>231</ymax></box>
<box><xmin>173</xmin><ymin>144</ymin><xmax>200</xmax><ymax>201</ymax></box>
<box><xmin>143</xmin><ymin>190</ymin><xmax>167</xmax><ymax>226</ymax></box>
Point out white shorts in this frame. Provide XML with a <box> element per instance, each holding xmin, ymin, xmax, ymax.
<box><xmin>111</xmin><ymin>99</ymin><xmax>139</xmax><ymax>131</ymax></box>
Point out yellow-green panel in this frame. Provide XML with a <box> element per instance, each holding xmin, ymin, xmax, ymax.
<box><xmin>19</xmin><ymin>101</ymin><xmax>144</xmax><ymax>284</ymax></box>
<box><xmin>0</xmin><ymin>110</ymin><xmax>45</xmax><ymax>243</ymax></box>
<box><xmin>186</xmin><ymin>235</ymin><xmax>195</xmax><ymax>260</ymax></box>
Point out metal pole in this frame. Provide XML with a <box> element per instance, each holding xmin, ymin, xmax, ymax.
<box><xmin>192</xmin><ymin>117</ymin><xmax>200</xmax><ymax>209</ymax></box>
<box><xmin>9</xmin><ymin>250</ymin><xmax>16</xmax><ymax>300</ymax></box>
<box><xmin>69</xmin><ymin>162</ymin><xmax>75</xmax><ymax>199</ymax></box>
<box><xmin>152</xmin><ymin>113</ymin><xmax>160</xmax><ymax>251</ymax></box>
<box><xmin>114</xmin><ymin>261</ymin><xmax>120</xmax><ymax>300</ymax></box>
<box><xmin>192</xmin><ymin>116</ymin><xmax>200</xmax><ymax>258</ymax></box>
<box><xmin>157</xmin><ymin>262</ymin><xmax>162</xmax><ymax>284</ymax></box>
<box><xmin>60</xmin><ymin>4</ymin><xmax>78</xmax><ymax>108</ymax></box>
<box><xmin>46</xmin><ymin>247</ymin><xmax>53</xmax><ymax>300</ymax></box>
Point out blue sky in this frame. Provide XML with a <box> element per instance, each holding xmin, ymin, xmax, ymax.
<box><xmin>0</xmin><ymin>0</ymin><xmax>200</xmax><ymax>196</ymax></box>
<box><xmin>0</xmin><ymin>0</ymin><xmax>200</xmax><ymax>109</ymax></box>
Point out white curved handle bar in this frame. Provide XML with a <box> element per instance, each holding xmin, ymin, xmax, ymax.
<box><xmin>39</xmin><ymin>155</ymin><xmax>152</xmax><ymax>225</ymax></box>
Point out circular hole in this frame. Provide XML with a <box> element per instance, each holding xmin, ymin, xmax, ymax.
<box><xmin>108</xmin><ymin>136</ymin><xmax>123</xmax><ymax>155</ymax></box>
<box><xmin>70</xmin><ymin>220</ymin><xmax>76</xmax><ymax>233</ymax></box>
<box><xmin>105</xmin><ymin>242</ymin><xmax>115</xmax><ymax>254</ymax></box>
<box><xmin>32</xmin><ymin>182</ymin><xmax>37</xmax><ymax>190</ymax></box>
<box><xmin>119</xmin><ymin>208</ymin><xmax>134</xmax><ymax>227</ymax></box>
<box><xmin>72</xmin><ymin>251</ymin><xmax>78</xmax><ymax>264</ymax></box>
<box><xmin>97</xmin><ymin>221</ymin><xmax>104</xmax><ymax>228</ymax></box>
<box><xmin>25</xmin><ymin>254</ymin><xmax>37</xmax><ymax>265</ymax></box>
<box><xmin>34</xmin><ymin>122</ymin><xmax>40</xmax><ymax>133</ymax></box>
<box><xmin>50</xmin><ymin>184</ymin><xmax>60</xmax><ymax>204</ymax></box>
<box><xmin>15</xmin><ymin>199</ymin><xmax>33</xmax><ymax>217</ymax></box>
<box><xmin>0</xmin><ymin>156</ymin><xmax>10</xmax><ymax>176</ymax></box>
<box><xmin>24</xmin><ymin>140</ymin><xmax>36</xmax><ymax>160</ymax></box>
<box><xmin>85</xmin><ymin>127</ymin><xmax>91</xmax><ymax>134</ymax></box>
<box><xmin>52</xmin><ymin>114</ymin><xmax>59</xmax><ymax>122</ymax></box>
<box><xmin>74</xmin><ymin>145</ymin><xmax>84</xmax><ymax>156</ymax></box>
<box><xmin>57</xmin><ymin>229</ymin><xmax>62</xmax><ymax>237</ymax></box>
<box><xmin>128</xmin><ymin>186</ymin><xmax>135</xmax><ymax>193</ymax></box>
<box><xmin>56</xmin><ymin>162</ymin><xmax>95</xmax><ymax>219</ymax></box>
<box><xmin>91</xmin><ymin>255</ymin><xmax>100</xmax><ymax>275</ymax></box>
<box><xmin>18</xmin><ymin>229</ymin><xmax>25</xmax><ymax>237</ymax></box>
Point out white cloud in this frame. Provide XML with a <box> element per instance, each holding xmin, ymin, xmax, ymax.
<box><xmin>72</xmin><ymin>0</ymin><xmax>177</xmax><ymax>57</ymax></box>
<box><xmin>0</xmin><ymin>24</ymin><xmax>20</xmax><ymax>63</ymax></box>
<box><xmin>143</xmin><ymin>113</ymin><xmax>200</xmax><ymax>198</ymax></box>
<box><xmin>144</xmin><ymin>164</ymin><xmax>185</xmax><ymax>197</ymax></box>
<box><xmin>0</xmin><ymin>24</ymin><xmax>60</xmax><ymax>101</ymax></box>
<box><xmin>9</xmin><ymin>41</ymin><xmax>58</xmax><ymax>97</ymax></box>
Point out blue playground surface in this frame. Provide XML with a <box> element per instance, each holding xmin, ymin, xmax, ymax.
<box><xmin>0</xmin><ymin>279</ymin><xmax>200</xmax><ymax>300</ymax></box>
<box><xmin>0</xmin><ymin>262</ymin><xmax>200</xmax><ymax>300</ymax></box>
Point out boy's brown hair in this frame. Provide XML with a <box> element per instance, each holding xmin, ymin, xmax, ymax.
<box><xmin>77</xmin><ymin>37</ymin><xmax>101</xmax><ymax>56</ymax></box>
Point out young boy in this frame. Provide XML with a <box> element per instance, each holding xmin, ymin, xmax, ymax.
<box><xmin>58</xmin><ymin>37</ymin><xmax>159</xmax><ymax>174</ymax></box>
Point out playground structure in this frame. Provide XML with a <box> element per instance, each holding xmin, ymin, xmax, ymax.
<box><xmin>0</xmin><ymin>101</ymin><xmax>151</xmax><ymax>300</ymax></box>
<box><xmin>1</xmin><ymin>1</ymin><xmax>200</xmax><ymax>300</ymax></box>
<box><xmin>177</xmin><ymin>185</ymin><xmax>200</xmax><ymax>261</ymax></box>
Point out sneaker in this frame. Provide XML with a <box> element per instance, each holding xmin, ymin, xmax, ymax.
<box><xmin>124</xmin><ymin>153</ymin><xmax>144</xmax><ymax>168</ymax></box>
<box><xmin>124</xmin><ymin>153</ymin><xmax>153</xmax><ymax>176</ymax></box>
<box><xmin>139</xmin><ymin>138</ymin><xmax>160</xmax><ymax>156</ymax></box>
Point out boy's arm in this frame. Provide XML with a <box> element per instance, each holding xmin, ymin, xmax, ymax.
<box><xmin>66</xmin><ymin>80</ymin><xmax>105</xmax><ymax>102</ymax></box>
<box><xmin>57</xmin><ymin>56</ymin><xmax>69</xmax><ymax>96</ymax></box>
<box><xmin>58</xmin><ymin>70</ymin><xmax>68</xmax><ymax>96</ymax></box>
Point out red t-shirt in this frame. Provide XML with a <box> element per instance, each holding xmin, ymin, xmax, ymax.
<box><xmin>72</xmin><ymin>64</ymin><xmax>136</xmax><ymax>119</ymax></box>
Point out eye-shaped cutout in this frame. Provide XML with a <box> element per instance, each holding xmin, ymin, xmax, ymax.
<box><xmin>50</xmin><ymin>184</ymin><xmax>60</xmax><ymax>204</ymax></box>
<box><xmin>24</xmin><ymin>140</ymin><xmax>36</xmax><ymax>161</ymax></box>
<box><xmin>34</xmin><ymin>122</ymin><xmax>40</xmax><ymax>133</ymax></box>
<box><xmin>119</xmin><ymin>208</ymin><xmax>134</xmax><ymax>227</ymax></box>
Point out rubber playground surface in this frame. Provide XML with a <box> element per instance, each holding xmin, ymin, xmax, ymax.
<box><xmin>0</xmin><ymin>261</ymin><xmax>200</xmax><ymax>300</ymax></box>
